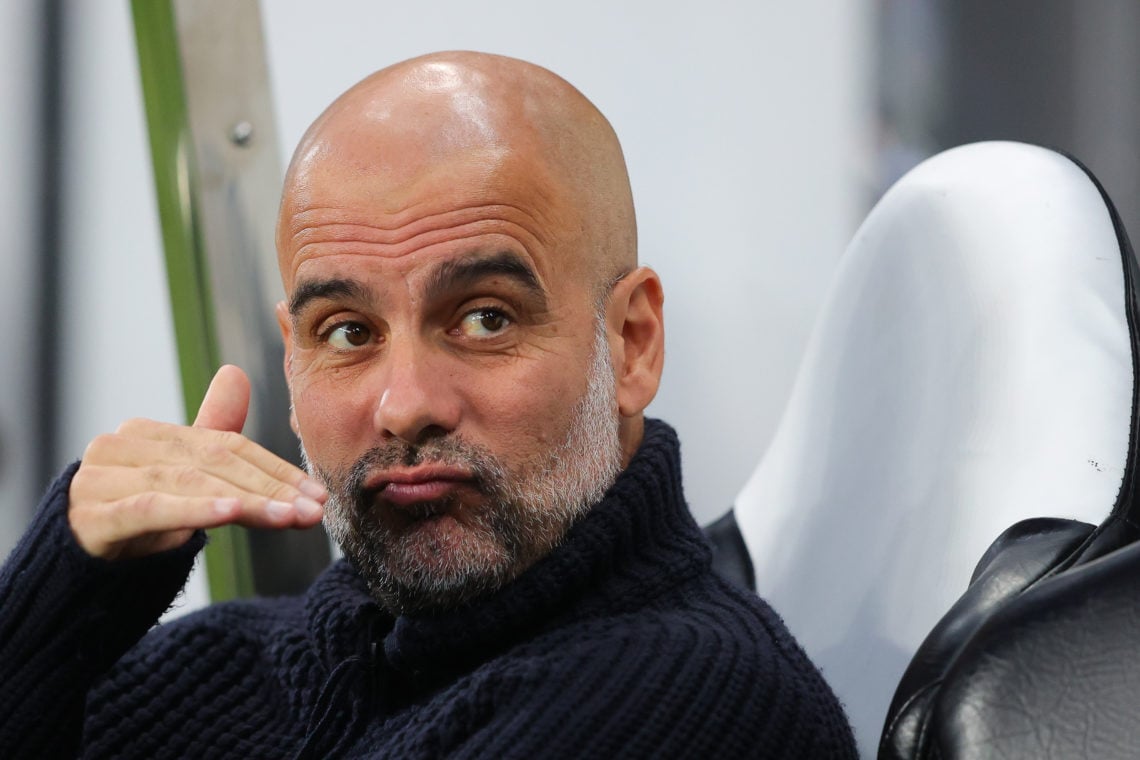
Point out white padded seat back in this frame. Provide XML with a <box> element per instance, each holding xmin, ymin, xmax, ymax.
<box><xmin>735</xmin><ymin>142</ymin><xmax>1135</xmax><ymax>756</ymax></box>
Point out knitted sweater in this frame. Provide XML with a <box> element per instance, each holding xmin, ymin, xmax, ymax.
<box><xmin>0</xmin><ymin>420</ymin><xmax>856</xmax><ymax>759</ymax></box>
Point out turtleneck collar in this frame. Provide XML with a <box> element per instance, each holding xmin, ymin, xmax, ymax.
<box><xmin>304</xmin><ymin>419</ymin><xmax>710</xmax><ymax>683</ymax></box>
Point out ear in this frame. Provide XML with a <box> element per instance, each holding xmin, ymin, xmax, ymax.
<box><xmin>275</xmin><ymin>300</ymin><xmax>301</xmax><ymax>435</ymax></box>
<box><xmin>607</xmin><ymin>266</ymin><xmax>665</xmax><ymax>417</ymax></box>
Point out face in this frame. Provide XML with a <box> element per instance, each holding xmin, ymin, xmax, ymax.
<box><xmin>278</xmin><ymin>140</ymin><xmax>625</xmax><ymax>614</ymax></box>
<box><xmin>308</xmin><ymin>318</ymin><xmax>621</xmax><ymax>613</ymax></box>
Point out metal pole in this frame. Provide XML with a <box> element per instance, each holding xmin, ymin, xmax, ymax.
<box><xmin>130</xmin><ymin>0</ymin><xmax>255</xmax><ymax>601</ymax></box>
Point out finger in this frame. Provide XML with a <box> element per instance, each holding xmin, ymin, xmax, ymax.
<box><xmin>78</xmin><ymin>435</ymin><xmax>324</xmax><ymax>503</ymax></box>
<box><xmin>193</xmin><ymin>364</ymin><xmax>250</xmax><ymax>433</ymax></box>
<box><xmin>73</xmin><ymin>491</ymin><xmax>324</xmax><ymax>559</ymax></box>
<box><xmin>69</xmin><ymin>462</ymin><xmax>321</xmax><ymax>513</ymax></box>
<box><xmin>93</xmin><ymin>425</ymin><xmax>324</xmax><ymax>500</ymax></box>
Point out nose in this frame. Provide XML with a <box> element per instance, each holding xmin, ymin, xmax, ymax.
<box><xmin>372</xmin><ymin>341</ymin><xmax>460</xmax><ymax>445</ymax></box>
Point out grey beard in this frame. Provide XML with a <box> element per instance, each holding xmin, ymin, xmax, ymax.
<box><xmin>301</xmin><ymin>318</ymin><xmax>624</xmax><ymax>615</ymax></box>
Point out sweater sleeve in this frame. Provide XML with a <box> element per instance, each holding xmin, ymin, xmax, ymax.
<box><xmin>0</xmin><ymin>463</ymin><xmax>206</xmax><ymax>758</ymax></box>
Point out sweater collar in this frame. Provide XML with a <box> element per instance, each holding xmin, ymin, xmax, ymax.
<box><xmin>305</xmin><ymin>419</ymin><xmax>710</xmax><ymax>678</ymax></box>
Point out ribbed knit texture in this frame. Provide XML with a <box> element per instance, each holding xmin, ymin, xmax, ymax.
<box><xmin>0</xmin><ymin>421</ymin><xmax>857</xmax><ymax>759</ymax></box>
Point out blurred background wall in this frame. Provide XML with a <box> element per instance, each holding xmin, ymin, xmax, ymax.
<box><xmin>0</xmin><ymin>0</ymin><xmax>45</xmax><ymax>562</ymax></box>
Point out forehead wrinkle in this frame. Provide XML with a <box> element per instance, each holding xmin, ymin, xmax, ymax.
<box><xmin>289</xmin><ymin>202</ymin><xmax>555</xmax><ymax>252</ymax></box>
<box><xmin>291</xmin><ymin>218</ymin><xmax>546</xmax><ymax>269</ymax></box>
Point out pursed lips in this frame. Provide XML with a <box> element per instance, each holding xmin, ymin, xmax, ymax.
<box><xmin>363</xmin><ymin>465</ymin><xmax>476</xmax><ymax>509</ymax></box>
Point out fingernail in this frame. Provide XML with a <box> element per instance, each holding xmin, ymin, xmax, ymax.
<box><xmin>213</xmin><ymin>498</ymin><xmax>240</xmax><ymax>516</ymax></box>
<box><xmin>294</xmin><ymin>496</ymin><xmax>323</xmax><ymax>519</ymax></box>
<box><xmin>298</xmin><ymin>478</ymin><xmax>327</xmax><ymax>500</ymax></box>
<box><xmin>266</xmin><ymin>500</ymin><xmax>293</xmax><ymax>520</ymax></box>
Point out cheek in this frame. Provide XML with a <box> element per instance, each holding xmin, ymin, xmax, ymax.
<box><xmin>467</xmin><ymin>360</ymin><xmax>584</xmax><ymax>451</ymax></box>
<box><xmin>289</xmin><ymin>367</ymin><xmax>376</xmax><ymax>466</ymax></box>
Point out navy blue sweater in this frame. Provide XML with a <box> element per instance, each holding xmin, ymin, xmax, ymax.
<box><xmin>0</xmin><ymin>421</ymin><xmax>856</xmax><ymax>758</ymax></box>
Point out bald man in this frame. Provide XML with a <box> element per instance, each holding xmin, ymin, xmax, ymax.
<box><xmin>0</xmin><ymin>52</ymin><xmax>856</xmax><ymax>758</ymax></box>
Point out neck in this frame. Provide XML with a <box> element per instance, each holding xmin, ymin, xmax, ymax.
<box><xmin>618</xmin><ymin>414</ymin><xmax>645</xmax><ymax>468</ymax></box>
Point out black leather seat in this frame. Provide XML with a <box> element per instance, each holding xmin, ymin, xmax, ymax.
<box><xmin>880</xmin><ymin>150</ymin><xmax>1140</xmax><ymax>759</ymax></box>
<box><xmin>704</xmin><ymin>509</ymin><xmax>753</xmax><ymax>592</ymax></box>
<box><xmin>706</xmin><ymin>141</ymin><xmax>1139</xmax><ymax>756</ymax></box>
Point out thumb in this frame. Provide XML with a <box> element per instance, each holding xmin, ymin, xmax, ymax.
<box><xmin>193</xmin><ymin>364</ymin><xmax>251</xmax><ymax>433</ymax></box>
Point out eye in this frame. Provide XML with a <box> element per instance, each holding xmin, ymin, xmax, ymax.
<box><xmin>325</xmin><ymin>322</ymin><xmax>372</xmax><ymax>349</ymax></box>
<box><xmin>456</xmin><ymin>308</ymin><xmax>512</xmax><ymax>338</ymax></box>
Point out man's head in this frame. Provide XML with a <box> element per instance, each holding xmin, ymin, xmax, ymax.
<box><xmin>275</xmin><ymin>51</ymin><xmax>665</xmax><ymax>614</ymax></box>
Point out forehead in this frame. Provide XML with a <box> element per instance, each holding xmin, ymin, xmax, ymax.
<box><xmin>278</xmin><ymin>139</ymin><xmax>586</xmax><ymax>295</ymax></box>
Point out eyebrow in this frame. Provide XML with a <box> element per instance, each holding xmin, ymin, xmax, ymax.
<box><xmin>288</xmin><ymin>278</ymin><xmax>375</xmax><ymax>317</ymax></box>
<box><xmin>287</xmin><ymin>251</ymin><xmax>547</xmax><ymax>319</ymax></box>
<box><xmin>425</xmin><ymin>251</ymin><xmax>547</xmax><ymax>308</ymax></box>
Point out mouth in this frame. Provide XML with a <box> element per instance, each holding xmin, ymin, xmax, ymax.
<box><xmin>363</xmin><ymin>465</ymin><xmax>477</xmax><ymax>510</ymax></box>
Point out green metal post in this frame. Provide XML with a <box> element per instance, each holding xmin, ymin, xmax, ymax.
<box><xmin>130</xmin><ymin>0</ymin><xmax>254</xmax><ymax>601</ymax></box>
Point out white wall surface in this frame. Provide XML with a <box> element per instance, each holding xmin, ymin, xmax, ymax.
<box><xmin>57</xmin><ymin>1</ymin><xmax>186</xmax><ymax>454</ymax></box>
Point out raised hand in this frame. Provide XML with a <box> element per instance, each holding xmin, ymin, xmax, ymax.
<box><xmin>67</xmin><ymin>365</ymin><xmax>326</xmax><ymax>560</ymax></box>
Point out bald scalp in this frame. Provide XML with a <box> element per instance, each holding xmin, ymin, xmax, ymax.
<box><xmin>278</xmin><ymin>51</ymin><xmax>637</xmax><ymax>292</ymax></box>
